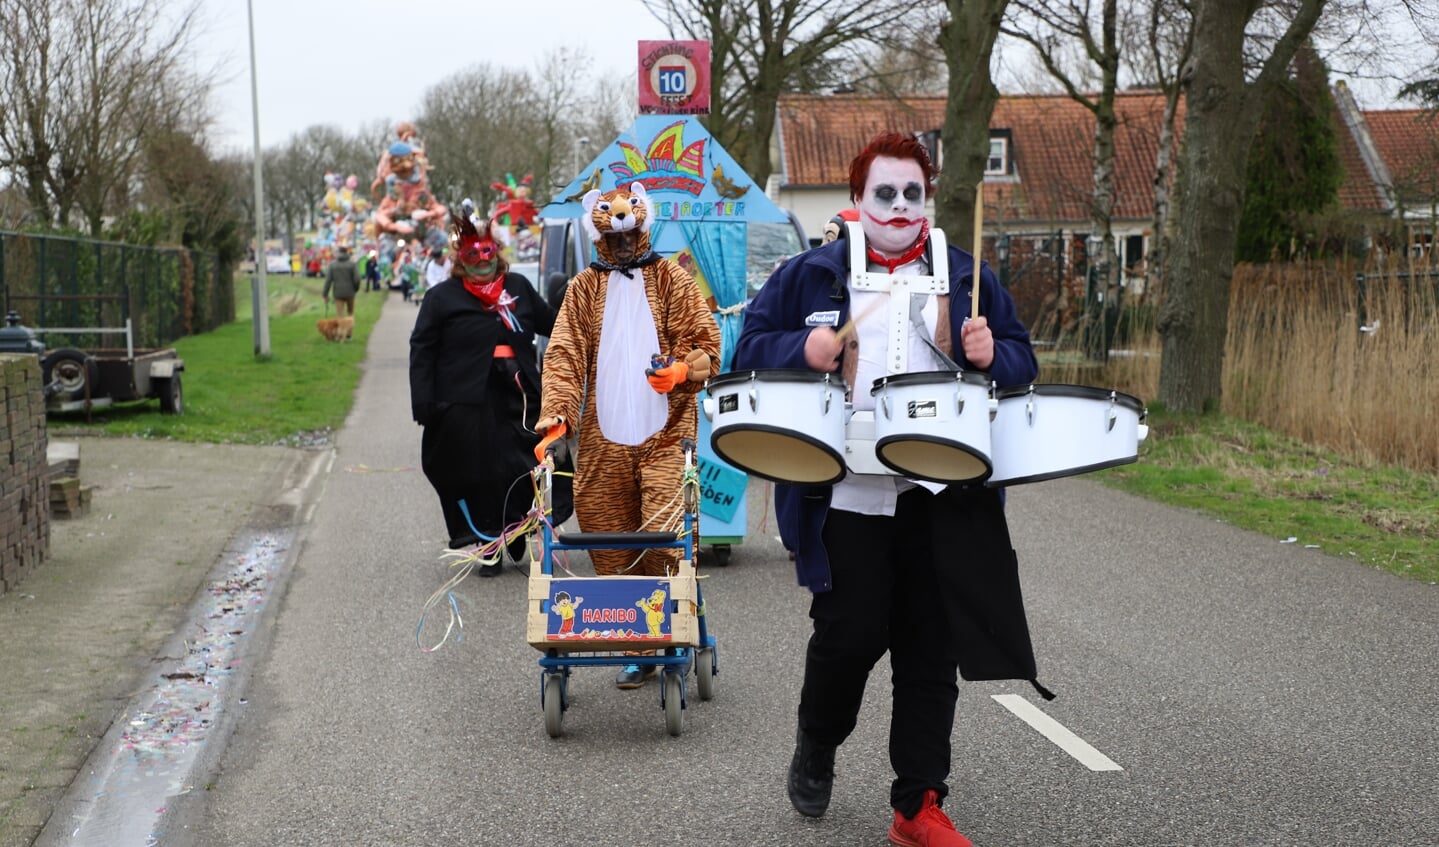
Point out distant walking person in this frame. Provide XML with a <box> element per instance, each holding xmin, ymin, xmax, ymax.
<box><xmin>322</xmin><ymin>246</ymin><xmax>362</xmax><ymax>316</ymax></box>
<box><xmin>423</xmin><ymin>247</ymin><xmax>451</xmax><ymax>293</ymax></box>
<box><xmin>365</xmin><ymin>250</ymin><xmax>383</xmax><ymax>291</ymax></box>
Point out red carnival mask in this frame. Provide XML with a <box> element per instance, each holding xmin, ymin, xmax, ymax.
<box><xmin>450</xmin><ymin>202</ymin><xmax>505</xmax><ymax>306</ymax></box>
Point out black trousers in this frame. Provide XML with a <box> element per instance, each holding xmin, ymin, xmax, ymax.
<box><xmin>799</xmin><ymin>485</ymin><xmax>979</xmax><ymax>818</ymax></box>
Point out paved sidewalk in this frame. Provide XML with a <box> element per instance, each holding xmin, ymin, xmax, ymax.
<box><xmin>0</xmin><ymin>424</ymin><xmax>328</xmax><ymax>845</ymax></box>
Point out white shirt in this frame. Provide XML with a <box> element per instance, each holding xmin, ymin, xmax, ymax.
<box><xmin>423</xmin><ymin>258</ymin><xmax>451</xmax><ymax>290</ymax></box>
<box><xmin>830</xmin><ymin>256</ymin><xmax>947</xmax><ymax>517</ymax></box>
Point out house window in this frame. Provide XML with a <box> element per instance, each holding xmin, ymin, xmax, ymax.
<box><xmin>986</xmin><ymin>137</ymin><xmax>1008</xmax><ymax>176</ymax></box>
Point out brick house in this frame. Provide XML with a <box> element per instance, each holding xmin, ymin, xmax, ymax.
<box><xmin>769</xmin><ymin>86</ymin><xmax>1439</xmax><ymax>330</ymax></box>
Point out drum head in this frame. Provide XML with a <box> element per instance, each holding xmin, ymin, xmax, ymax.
<box><xmin>712</xmin><ymin>428</ymin><xmax>845</xmax><ymax>485</ymax></box>
<box><xmin>875</xmin><ymin>436</ymin><xmax>991</xmax><ymax>484</ymax></box>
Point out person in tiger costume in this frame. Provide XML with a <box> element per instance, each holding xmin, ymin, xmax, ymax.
<box><xmin>534</xmin><ymin>181</ymin><xmax>721</xmax><ymax>690</ymax></box>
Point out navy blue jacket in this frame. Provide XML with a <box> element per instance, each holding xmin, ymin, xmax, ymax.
<box><xmin>732</xmin><ymin>237</ymin><xmax>1038</xmax><ymax>592</ymax></box>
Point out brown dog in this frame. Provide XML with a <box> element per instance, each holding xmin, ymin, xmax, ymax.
<box><xmin>316</xmin><ymin>316</ymin><xmax>354</xmax><ymax>342</ymax></box>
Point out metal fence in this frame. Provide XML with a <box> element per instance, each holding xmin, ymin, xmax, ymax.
<box><xmin>0</xmin><ymin>231</ymin><xmax>232</xmax><ymax>350</ymax></box>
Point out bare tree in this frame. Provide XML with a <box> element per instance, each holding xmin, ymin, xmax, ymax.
<box><xmin>0</xmin><ymin>0</ymin><xmax>70</xmax><ymax>225</ymax></box>
<box><xmin>0</xmin><ymin>0</ymin><xmax>208</xmax><ymax>234</ymax></box>
<box><xmin>1001</xmin><ymin>0</ymin><xmax>1125</xmax><ymax>359</ymax></box>
<box><xmin>66</xmin><ymin>0</ymin><xmax>209</xmax><ymax>234</ymax></box>
<box><xmin>1139</xmin><ymin>0</ymin><xmax>1194</xmax><ymax>301</ymax></box>
<box><xmin>1157</xmin><ymin>0</ymin><xmax>1328</xmax><ymax>413</ymax></box>
<box><xmin>934</xmin><ymin>0</ymin><xmax>1010</xmax><ymax>252</ymax></box>
<box><xmin>520</xmin><ymin>47</ymin><xmax>599</xmax><ymax>200</ymax></box>
<box><xmin>416</xmin><ymin>64</ymin><xmax>541</xmax><ymax>213</ymax></box>
<box><xmin>640</xmin><ymin>0</ymin><xmax>913</xmax><ymax>185</ymax></box>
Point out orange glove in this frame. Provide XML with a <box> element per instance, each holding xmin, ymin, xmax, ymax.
<box><xmin>646</xmin><ymin>360</ymin><xmax>689</xmax><ymax>394</ymax></box>
<box><xmin>533</xmin><ymin>419</ymin><xmax>568</xmax><ymax>464</ymax></box>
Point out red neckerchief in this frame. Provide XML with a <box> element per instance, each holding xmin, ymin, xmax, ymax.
<box><xmin>462</xmin><ymin>276</ymin><xmax>518</xmax><ymax>330</ymax></box>
<box><xmin>462</xmin><ymin>275</ymin><xmax>504</xmax><ymax>307</ymax></box>
<box><xmin>866</xmin><ymin>219</ymin><xmax>930</xmax><ymax>272</ymax></box>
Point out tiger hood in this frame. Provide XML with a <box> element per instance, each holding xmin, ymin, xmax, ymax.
<box><xmin>582</xmin><ymin>182</ymin><xmax>661</xmax><ymax>272</ymax></box>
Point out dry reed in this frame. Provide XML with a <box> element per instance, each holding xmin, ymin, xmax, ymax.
<box><xmin>1227</xmin><ymin>257</ymin><xmax>1437</xmax><ymax>473</ymax></box>
<box><xmin>1042</xmin><ymin>255</ymin><xmax>1438</xmax><ymax>474</ymax></box>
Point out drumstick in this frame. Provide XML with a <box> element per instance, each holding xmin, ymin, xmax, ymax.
<box><xmin>972</xmin><ymin>182</ymin><xmax>983</xmax><ymax>321</ymax></box>
<box><xmin>835</xmin><ymin>296</ymin><xmax>886</xmax><ymax>341</ymax></box>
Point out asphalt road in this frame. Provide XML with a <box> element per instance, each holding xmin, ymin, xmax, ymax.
<box><xmin>42</xmin><ymin>296</ymin><xmax>1439</xmax><ymax>846</ymax></box>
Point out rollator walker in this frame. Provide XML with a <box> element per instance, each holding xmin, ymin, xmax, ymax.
<box><xmin>525</xmin><ymin>429</ymin><xmax>718</xmax><ymax>738</ymax></box>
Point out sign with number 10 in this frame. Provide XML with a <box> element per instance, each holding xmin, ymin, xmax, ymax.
<box><xmin>637</xmin><ymin>40</ymin><xmax>711</xmax><ymax>116</ymax></box>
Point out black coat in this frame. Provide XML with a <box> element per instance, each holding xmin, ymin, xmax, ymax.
<box><xmin>410</xmin><ymin>273</ymin><xmax>572</xmax><ymax>546</ymax></box>
<box><xmin>409</xmin><ymin>273</ymin><xmax>555</xmax><ymax>422</ymax></box>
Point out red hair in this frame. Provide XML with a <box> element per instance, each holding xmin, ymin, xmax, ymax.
<box><xmin>848</xmin><ymin>132</ymin><xmax>938</xmax><ymax>203</ymax></box>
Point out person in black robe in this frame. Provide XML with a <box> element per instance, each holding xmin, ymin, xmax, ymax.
<box><xmin>409</xmin><ymin>203</ymin><xmax>574</xmax><ymax>575</ymax></box>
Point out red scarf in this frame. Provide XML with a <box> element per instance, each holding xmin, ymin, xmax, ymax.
<box><xmin>462</xmin><ymin>276</ymin><xmax>504</xmax><ymax>308</ymax></box>
<box><xmin>866</xmin><ymin>219</ymin><xmax>930</xmax><ymax>272</ymax></box>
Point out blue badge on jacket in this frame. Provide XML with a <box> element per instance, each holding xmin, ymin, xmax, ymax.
<box><xmin>805</xmin><ymin>310</ymin><xmax>840</xmax><ymax>327</ymax></box>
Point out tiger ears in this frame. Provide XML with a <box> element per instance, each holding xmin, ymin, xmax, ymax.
<box><xmin>581</xmin><ymin>190</ymin><xmax>603</xmax><ymax>243</ymax></box>
<box><xmin>629</xmin><ymin>183</ymin><xmax>653</xmax><ymax>233</ymax></box>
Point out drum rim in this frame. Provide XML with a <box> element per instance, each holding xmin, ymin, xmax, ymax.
<box><xmin>708</xmin><ymin>368</ymin><xmax>848</xmax><ymax>389</ymax></box>
<box><xmin>873</xmin><ymin>434</ymin><xmax>994</xmax><ymax>484</ymax></box>
<box><xmin>985</xmin><ymin>453</ymin><xmax>1138</xmax><ymax>487</ymax></box>
<box><xmin>993</xmin><ymin>382</ymin><xmax>1144</xmax><ymax>411</ymax></box>
<box><xmin>711</xmin><ymin>426</ymin><xmax>847</xmax><ymax>486</ymax></box>
<box><xmin>870</xmin><ymin>369</ymin><xmax>991</xmax><ymax>394</ymax></box>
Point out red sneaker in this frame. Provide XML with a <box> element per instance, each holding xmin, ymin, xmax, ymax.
<box><xmin>888</xmin><ymin>790</ymin><xmax>973</xmax><ymax>847</ymax></box>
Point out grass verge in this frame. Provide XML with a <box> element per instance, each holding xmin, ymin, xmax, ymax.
<box><xmin>45</xmin><ymin>274</ymin><xmax>386</xmax><ymax>447</ymax></box>
<box><xmin>1098</xmin><ymin>407</ymin><xmax>1438</xmax><ymax>584</ymax></box>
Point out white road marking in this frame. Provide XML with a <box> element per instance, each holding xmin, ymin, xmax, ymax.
<box><xmin>992</xmin><ymin>694</ymin><xmax>1124</xmax><ymax>772</ymax></box>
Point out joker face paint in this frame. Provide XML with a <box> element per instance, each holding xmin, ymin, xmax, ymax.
<box><xmin>859</xmin><ymin>155</ymin><xmax>927</xmax><ymax>257</ymax></box>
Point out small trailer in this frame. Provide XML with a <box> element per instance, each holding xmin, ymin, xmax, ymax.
<box><xmin>25</xmin><ymin>316</ymin><xmax>185</xmax><ymax>416</ymax></box>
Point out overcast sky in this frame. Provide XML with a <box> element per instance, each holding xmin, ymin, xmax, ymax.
<box><xmin>200</xmin><ymin>0</ymin><xmax>1428</xmax><ymax>156</ymax></box>
<box><xmin>201</xmin><ymin>0</ymin><xmax>677</xmax><ymax>153</ymax></box>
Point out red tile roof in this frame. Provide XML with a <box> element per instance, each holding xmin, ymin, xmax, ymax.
<box><xmin>1333</xmin><ymin>107</ymin><xmax>1389</xmax><ymax>212</ymax></box>
<box><xmin>778</xmin><ymin>90</ymin><xmax>1438</xmax><ymax>223</ymax></box>
<box><xmin>1362</xmin><ymin>109</ymin><xmax>1439</xmax><ymax>207</ymax></box>
<box><xmin>777</xmin><ymin>91</ymin><xmax>1180</xmax><ymax>225</ymax></box>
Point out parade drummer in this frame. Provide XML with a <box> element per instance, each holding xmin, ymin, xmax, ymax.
<box><xmin>731</xmin><ymin>132</ymin><xmax>1048</xmax><ymax>847</ymax></box>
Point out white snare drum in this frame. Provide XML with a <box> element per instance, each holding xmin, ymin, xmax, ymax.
<box><xmin>703</xmin><ymin>369</ymin><xmax>849</xmax><ymax>485</ymax></box>
<box><xmin>869</xmin><ymin>370</ymin><xmax>995</xmax><ymax>484</ymax></box>
<box><xmin>987</xmin><ymin>384</ymin><xmax>1147</xmax><ymax>487</ymax></box>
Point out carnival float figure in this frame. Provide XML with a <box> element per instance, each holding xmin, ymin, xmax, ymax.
<box><xmin>374</xmin><ymin>140</ymin><xmax>448</xmax><ymax>257</ymax></box>
<box><xmin>490</xmin><ymin>172</ymin><xmax>542</xmax><ymax>263</ymax></box>
<box><xmin>490</xmin><ymin>173</ymin><xmax>540</xmax><ymax>228</ymax></box>
<box><xmin>371</xmin><ymin>120</ymin><xmax>430</xmax><ymax>202</ymax></box>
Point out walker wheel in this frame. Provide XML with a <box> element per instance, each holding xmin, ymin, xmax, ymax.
<box><xmin>710</xmin><ymin>544</ymin><xmax>731</xmax><ymax>567</ymax></box>
<box><xmin>542</xmin><ymin>673</ymin><xmax>565</xmax><ymax>738</ymax></box>
<box><xmin>662</xmin><ymin>671</ymin><xmax>684</xmax><ymax>736</ymax></box>
<box><xmin>694</xmin><ymin>646</ymin><xmax>716</xmax><ymax>701</ymax></box>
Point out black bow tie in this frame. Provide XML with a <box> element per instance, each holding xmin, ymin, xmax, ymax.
<box><xmin>591</xmin><ymin>250</ymin><xmax>662</xmax><ymax>279</ymax></box>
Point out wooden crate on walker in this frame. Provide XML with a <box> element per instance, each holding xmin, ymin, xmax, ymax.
<box><xmin>527</xmin><ymin>557</ymin><xmax>701</xmax><ymax>654</ymax></box>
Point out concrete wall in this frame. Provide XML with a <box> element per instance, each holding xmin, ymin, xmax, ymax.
<box><xmin>0</xmin><ymin>354</ymin><xmax>48</xmax><ymax>596</ymax></box>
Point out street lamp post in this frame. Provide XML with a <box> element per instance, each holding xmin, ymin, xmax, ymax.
<box><xmin>574</xmin><ymin>136</ymin><xmax>591</xmax><ymax>178</ymax></box>
<box><xmin>247</xmin><ymin>0</ymin><xmax>270</xmax><ymax>357</ymax></box>
<box><xmin>995</xmin><ymin>234</ymin><xmax>1011</xmax><ymax>289</ymax></box>
<box><xmin>1085</xmin><ymin>233</ymin><xmax>1107</xmax><ymax>362</ymax></box>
